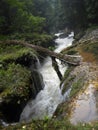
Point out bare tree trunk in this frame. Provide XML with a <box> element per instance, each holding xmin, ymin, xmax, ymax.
<box><xmin>1</xmin><ymin>40</ymin><xmax>81</xmax><ymax>66</ymax></box>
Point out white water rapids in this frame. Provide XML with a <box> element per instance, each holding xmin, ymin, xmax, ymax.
<box><xmin>20</xmin><ymin>32</ymin><xmax>74</xmax><ymax>122</ymax></box>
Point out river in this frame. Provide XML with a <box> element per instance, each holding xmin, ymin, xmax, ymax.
<box><xmin>20</xmin><ymin>32</ymin><xmax>74</xmax><ymax>122</ymax></box>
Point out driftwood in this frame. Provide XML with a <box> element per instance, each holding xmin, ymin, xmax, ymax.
<box><xmin>52</xmin><ymin>57</ymin><xmax>63</xmax><ymax>81</ymax></box>
<box><xmin>1</xmin><ymin>40</ymin><xmax>81</xmax><ymax>66</ymax></box>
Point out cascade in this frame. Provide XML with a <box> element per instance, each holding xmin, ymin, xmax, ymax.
<box><xmin>20</xmin><ymin>32</ymin><xmax>74</xmax><ymax>122</ymax></box>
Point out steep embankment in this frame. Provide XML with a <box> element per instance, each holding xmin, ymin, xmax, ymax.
<box><xmin>55</xmin><ymin>28</ymin><xmax>98</xmax><ymax>125</ymax></box>
<box><xmin>1</xmin><ymin>29</ymin><xmax>98</xmax><ymax>129</ymax></box>
<box><xmin>78</xmin><ymin>28</ymin><xmax>98</xmax><ymax>63</ymax></box>
<box><xmin>0</xmin><ymin>34</ymin><xmax>54</xmax><ymax>124</ymax></box>
<box><xmin>0</xmin><ymin>42</ymin><xmax>45</xmax><ymax>123</ymax></box>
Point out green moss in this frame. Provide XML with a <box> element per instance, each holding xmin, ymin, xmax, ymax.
<box><xmin>61</xmin><ymin>66</ymin><xmax>74</xmax><ymax>84</ymax></box>
<box><xmin>0</xmin><ymin>40</ymin><xmax>40</xmax><ymax>102</ymax></box>
<box><xmin>82</xmin><ymin>41</ymin><xmax>98</xmax><ymax>60</ymax></box>
<box><xmin>84</xmin><ymin>42</ymin><xmax>98</xmax><ymax>55</ymax></box>
<box><xmin>62</xmin><ymin>75</ymin><xmax>75</xmax><ymax>95</ymax></box>
<box><xmin>66</xmin><ymin>50</ymin><xmax>77</xmax><ymax>55</ymax></box>
<box><xmin>0</xmin><ymin>35</ymin><xmax>10</xmax><ymax>40</ymax></box>
<box><xmin>74</xmin><ymin>31</ymin><xmax>85</xmax><ymax>41</ymax></box>
<box><xmin>30</xmin><ymin>33</ymin><xmax>54</xmax><ymax>48</ymax></box>
<box><xmin>87</xmin><ymin>25</ymin><xmax>98</xmax><ymax>32</ymax></box>
<box><xmin>0</xmin><ymin>63</ymin><xmax>31</xmax><ymax>102</ymax></box>
<box><xmin>0</xmin><ymin>43</ymin><xmax>37</xmax><ymax>65</ymax></box>
<box><xmin>69</xmin><ymin>77</ymin><xmax>84</xmax><ymax>98</ymax></box>
<box><xmin>61</xmin><ymin>46</ymin><xmax>78</xmax><ymax>55</ymax></box>
<box><xmin>0</xmin><ymin>33</ymin><xmax>54</xmax><ymax>48</ymax></box>
<box><xmin>61</xmin><ymin>66</ymin><xmax>75</xmax><ymax>95</ymax></box>
<box><xmin>64</xmin><ymin>66</ymin><xmax>74</xmax><ymax>79</ymax></box>
<box><xmin>1</xmin><ymin>119</ymin><xmax>98</xmax><ymax>130</ymax></box>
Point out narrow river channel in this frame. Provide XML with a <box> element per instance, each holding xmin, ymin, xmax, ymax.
<box><xmin>20</xmin><ymin>32</ymin><xmax>74</xmax><ymax>122</ymax></box>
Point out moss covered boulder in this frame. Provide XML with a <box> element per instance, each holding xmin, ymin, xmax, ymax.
<box><xmin>0</xmin><ymin>42</ymin><xmax>44</xmax><ymax>123</ymax></box>
<box><xmin>0</xmin><ymin>63</ymin><xmax>32</xmax><ymax>122</ymax></box>
<box><xmin>0</xmin><ymin>42</ymin><xmax>37</xmax><ymax>66</ymax></box>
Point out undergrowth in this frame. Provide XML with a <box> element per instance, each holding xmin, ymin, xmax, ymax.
<box><xmin>79</xmin><ymin>41</ymin><xmax>98</xmax><ymax>63</ymax></box>
<box><xmin>1</xmin><ymin>119</ymin><xmax>98</xmax><ymax>130</ymax></box>
<box><xmin>0</xmin><ymin>63</ymin><xmax>31</xmax><ymax>102</ymax></box>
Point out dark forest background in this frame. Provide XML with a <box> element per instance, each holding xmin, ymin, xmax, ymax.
<box><xmin>0</xmin><ymin>0</ymin><xmax>98</xmax><ymax>35</ymax></box>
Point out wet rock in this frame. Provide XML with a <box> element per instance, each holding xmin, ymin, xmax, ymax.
<box><xmin>0</xmin><ymin>43</ymin><xmax>44</xmax><ymax>123</ymax></box>
<box><xmin>31</xmin><ymin>70</ymin><xmax>44</xmax><ymax>99</ymax></box>
<box><xmin>55</xmin><ymin>28</ymin><xmax>98</xmax><ymax>121</ymax></box>
<box><xmin>59</xmin><ymin>33</ymin><xmax>68</xmax><ymax>38</ymax></box>
<box><xmin>0</xmin><ymin>63</ymin><xmax>44</xmax><ymax>123</ymax></box>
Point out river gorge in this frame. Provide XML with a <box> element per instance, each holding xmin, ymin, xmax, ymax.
<box><xmin>20</xmin><ymin>32</ymin><xmax>74</xmax><ymax>122</ymax></box>
<box><xmin>1</xmin><ymin>29</ymin><xmax>98</xmax><ymax>129</ymax></box>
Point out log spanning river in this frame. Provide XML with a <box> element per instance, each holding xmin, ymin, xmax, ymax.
<box><xmin>20</xmin><ymin>32</ymin><xmax>74</xmax><ymax>122</ymax></box>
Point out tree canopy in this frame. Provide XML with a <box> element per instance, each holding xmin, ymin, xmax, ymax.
<box><xmin>0</xmin><ymin>0</ymin><xmax>98</xmax><ymax>35</ymax></box>
<box><xmin>0</xmin><ymin>0</ymin><xmax>46</xmax><ymax>34</ymax></box>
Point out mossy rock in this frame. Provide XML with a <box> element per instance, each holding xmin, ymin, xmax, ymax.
<box><xmin>0</xmin><ymin>63</ymin><xmax>44</xmax><ymax>123</ymax></box>
<box><xmin>30</xmin><ymin>70</ymin><xmax>44</xmax><ymax>99</ymax></box>
<box><xmin>82</xmin><ymin>42</ymin><xmax>98</xmax><ymax>58</ymax></box>
<box><xmin>0</xmin><ymin>42</ymin><xmax>37</xmax><ymax>66</ymax></box>
<box><xmin>0</xmin><ymin>41</ymin><xmax>45</xmax><ymax>123</ymax></box>
<box><xmin>61</xmin><ymin>45</ymin><xmax>78</xmax><ymax>55</ymax></box>
<box><xmin>61</xmin><ymin>66</ymin><xmax>75</xmax><ymax>95</ymax></box>
<box><xmin>78</xmin><ymin>41</ymin><xmax>98</xmax><ymax>63</ymax></box>
<box><xmin>0</xmin><ymin>63</ymin><xmax>32</xmax><ymax>122</ymax></box>
<box><xmin>69</xmin><ymin>77</ymin><xmax>85</xmax><ymax>98</ymax></box>
<box><xmin>0</xmin><ymin>63</ymin><xmax>31</xmax><ymax>102</ymax></box>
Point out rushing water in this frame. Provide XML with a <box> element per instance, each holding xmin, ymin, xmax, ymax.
<box><xmin>20</xmin><ymin>32</ymin><xmax>74</xmax><ymax>122</ymax></box>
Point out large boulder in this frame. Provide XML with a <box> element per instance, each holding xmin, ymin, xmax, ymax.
<box><xmin>0</xmin><ymin>42</ymin><xmax>44</xmax><ymax>123</ymax></box>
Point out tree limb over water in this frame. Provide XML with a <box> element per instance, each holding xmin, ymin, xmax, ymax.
<box><xmin>1</xmin><ymin>40</ymin><xmax>81</xmax><ymax>66</ymax></box>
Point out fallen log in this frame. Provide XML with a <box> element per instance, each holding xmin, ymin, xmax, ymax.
<box><xmin>1</xmin><ymin>40</ymin><xmax>81</xmax><ymax>66</ymax></box>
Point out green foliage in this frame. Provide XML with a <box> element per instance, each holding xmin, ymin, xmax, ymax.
<box><xmin>61</xmin><ymin>66</ymin><xmax>85</xmax><ymax>97</ymax></box>
<box><xmin>0</xmin><ymin>0</ymin><xmax>46</xmax><ymax>35</ymax></box>
<box><xmin>70</xmin><ymin>78</ymin><xmax>84</xmax><ymax>98</ymax></box>
<box><xmin>1</xmin><ymin>119</ymin><xmax>98</xmax><ymax>130</ymax></box>
<box><xmin>0</xmin><ymin>43</ymin><xmax>36</xmax><ymax>64</ymax></box>
<box><xmin>61</xmin><ymin>45</ymin><xmax>78</xmax><ymax>56</ymax></box>
<box><xmin>61</xmin><ymin>66</ymin><xmax>75</xmax><ymax>95</ymax></box>
<box><xmin>85</xmin><ymin>0</ymin><xmax>98</xmax><ymax>25</ymax></box>
<box><xmin>0</xmin><ymin>63</ymin><xmax>31</xmax><ymax>100</ymax></box>
<box><xmin>49</xmin><ymin>46</ymin><xmax>55</xmax><ymax>51</ymax></box>
<box><xmin>66</xmin><ymin>50</ymin><xmax>77</xmax><ymax>55</ymax></box>
<box><xmin>0</xmin><ymin>35</ymin><xmax>10</xmax><ymax>40</ymax></box>
<box><xmin>62</xmin><ymin>75</ymin><xmax>75</xmax><ymax>95</ymax></box>
<box><xmin>28</xmin><ymin>15</ymin><xmax>46</xmax><ymax>33</ymax></box>
<box><xmin>51</xmin><ymin>0</ymin><xmax>98</xmax><ymax>31</ymax></box>
<box><xmin>60</xmin><ymin>0</ymin><xmax>87</xmax><ymax>30</ymax></box>
<box><xmin>87</xmin><ymin>25</ymin><xmax>98</xmax><ymax>31</ymax></box>
<box><xmin>82</xmin><ymin>41</ymin><xmax>98</xmax><ymax>60</ymax></box>
<box><xmin>0</xmin><ymin>0</ymin><xmax>98</xmax><ymax>35</ymax></box>
<box><xmin>27</xmin><ymin>33</ymin><xmax>54</xmax><ymax>48</ymax></box>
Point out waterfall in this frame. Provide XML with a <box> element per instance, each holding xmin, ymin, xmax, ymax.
<box><xmin>36</xmin><ymin>56</ymin><xmax>41</xmax><ymax>69</ymax></box>
<box><xmin>20</xmin><ymin>32</ymin><xmax>74</xmax><ymax>122</ymax></box>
